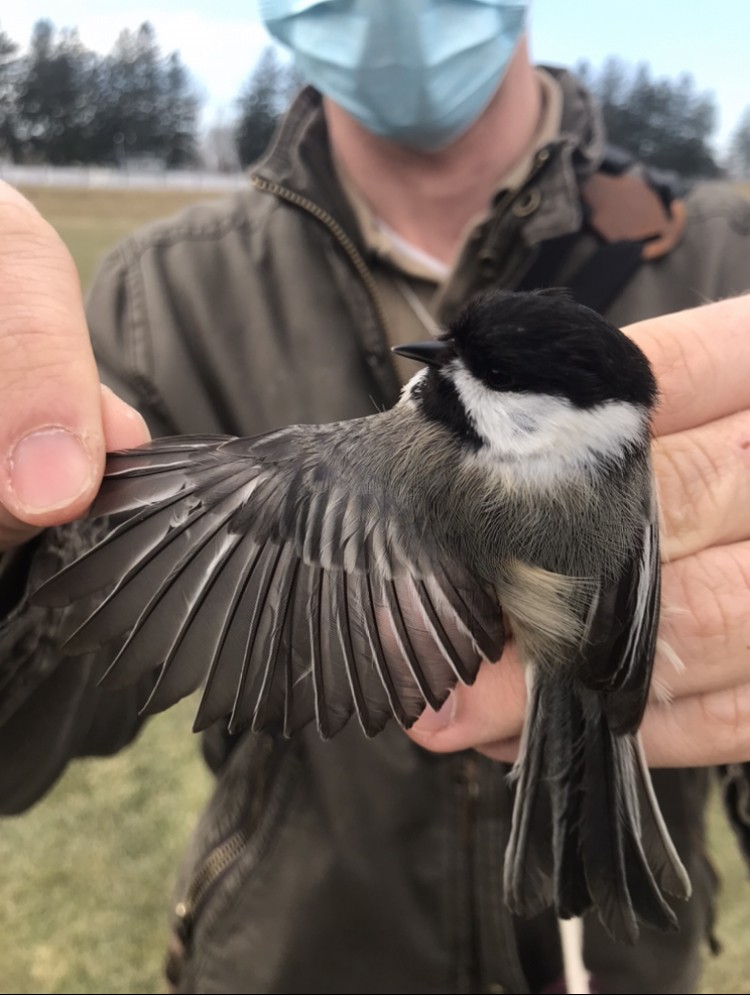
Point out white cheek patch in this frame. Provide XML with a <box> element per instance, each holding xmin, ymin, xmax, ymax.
<box><xmin>450</xmin><ymin>365</ymin><xmax>648</xmax><ymax>476</ymax></box>
<box><xmin>399</xmin><ymin>368</ymin><xmax>428</xmax><ymax>407</ymax></box>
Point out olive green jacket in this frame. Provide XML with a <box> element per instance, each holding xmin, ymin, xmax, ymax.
<box><xmin>3</xmin><ymin>71</ymin><xmax>750</xmax><ymax>994</ymax></box>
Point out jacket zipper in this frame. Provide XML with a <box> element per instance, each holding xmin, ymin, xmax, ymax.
<box><xmin>174</xmin><ymin>740</ymin><xmax>299</xmax><ymax>944</ymax></box>
<box><xmin>251</xmin><ymin>174</ymin><xmax>391</xmax><ymax>342</ymax></box>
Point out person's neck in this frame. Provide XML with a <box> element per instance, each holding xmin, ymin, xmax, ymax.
<box><xmin>325</xmin><ymin>38</ymin><xmax>542</xmax><ymax>268</ymax></box>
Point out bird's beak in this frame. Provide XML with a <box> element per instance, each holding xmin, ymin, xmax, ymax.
<box><xmin>392</xmin><ymin>339</ymin><xmax>454</xmax><ymax>367</ymax></box>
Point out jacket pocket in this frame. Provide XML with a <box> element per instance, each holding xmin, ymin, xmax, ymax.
<box><xmin>165</xmin><ymin>731</ymin><xmax>303</xmax><ymax>992</ymax></box>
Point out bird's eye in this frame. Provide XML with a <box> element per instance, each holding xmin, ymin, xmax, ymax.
<box><xmin>484</xmin><ymin>365</ymin><xmax>518</xmax><ymax>392</ymax></box>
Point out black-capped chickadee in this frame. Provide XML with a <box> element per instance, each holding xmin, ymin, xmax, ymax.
<box><xmin>35</xmin><ymin>288</ymin><xmax>690</xmax><ymax>942</ymax></box>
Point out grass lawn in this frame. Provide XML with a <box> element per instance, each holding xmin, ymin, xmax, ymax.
<box><xmin>1</xmin><ymin>698</ymin><xmax>212</xmax><ymax>994</ymax></box>
<box><xmin>1</xmin><ymin>183</ymin><xmax>750</xmax><ymax>994</ymax></box>
<box><xmin>19</xmin><ymin>185</ymin><xmax>229</xmax><ymax>290</ymax></box>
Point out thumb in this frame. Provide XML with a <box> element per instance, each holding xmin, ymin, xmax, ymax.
<box><xmin>0</xmin><ymin>183</ymin><xmax>139</xmax><ymax>548</ymax></box>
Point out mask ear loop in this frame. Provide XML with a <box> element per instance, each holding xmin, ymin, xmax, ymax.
<box><xmin>394</xmin><ymin>277</ymin><xmax>445</xmax><ymax>340</ymax></box>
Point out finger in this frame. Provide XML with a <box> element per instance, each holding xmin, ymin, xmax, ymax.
<box><xmin>0</xmin><ymin>388</ymin><xmax>149</xmax><ymax>549</ymax></box>
<box><xmin>450</xmin><ymin>681</ymin><xmax>750</xmax><ymax>768</ymax></box>
<box><xmin>475</xmin><ymin>738</ymin><xmax>520</xmax><ymax>764</ymax></box>
<box><xmin>0</xmin><ymin>183</ymin><xmax>102</xmax><ymax>536</ymax></box>
<box><xmin>406</xmin><ymin>645</ymin><xmax>526</xmax><ymax>754</ymax></box>
<box><xmin>640</xmin><ymin>681</ymin><xmax>750</xmax><ymax>767</ymax></box>
<box><xmin>652</xmin><ymin>539</ymin><xmax>750</xmax><ymax>703</ymax></box>
<box><xmin>443</xmin><ymin>679</ymin><xmax>750</xmax><ymax>768</ymax></box>
<box><xmin>655</xmin><ymin>409</ymin><xmax>750</xmax><ymax>561</ymax></box>
<box><xmin>430</xmin><ymin>685</ymin><xmax>750</xmax><ymax>770</ymax></box>
<box><xmin>626</xmin><ymin>295</ymin><xmax>750</xmax><ymax>437</ymax></box>
<box><xmin>100</xmin><ymin>385</ymin><xmax>151</xmax><ymax>452</ymax></box>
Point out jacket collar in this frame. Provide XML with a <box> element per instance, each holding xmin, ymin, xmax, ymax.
<box><xmin>520</xmin><ymin>65</ymin><xmax>606</xmax><ymax>245</ymax></box>
<box><xmin>251</xmin><ymin>86</ymin><xmax>364</xmax><ymax>248</ymax></box>
<box><xmin>251</xmin><ymin>66</ymin><xmax>606</xmax><ymax>252</ymax></box>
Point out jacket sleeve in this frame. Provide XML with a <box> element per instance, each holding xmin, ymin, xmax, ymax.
<box><xmin>0</xmin><ymin>245</ymin><xmax>171</xmax><ymax>814</ymax></box>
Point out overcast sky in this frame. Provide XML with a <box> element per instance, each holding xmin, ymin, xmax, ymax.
<box><xmin>2</xmin><ymin>1</ymin><xmax>748</xmax><ymax>150</ymax></box>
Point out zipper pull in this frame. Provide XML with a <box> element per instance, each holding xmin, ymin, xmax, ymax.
<box><xmin>174</xmin><ymin>899</ymin><xmax>194</xmax><ymax>945</ymax></box>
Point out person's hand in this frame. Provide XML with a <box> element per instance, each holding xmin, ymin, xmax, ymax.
<box><xmin>408</xmin><ymin>294</ymin><xmax>750</xmax><ymax>768</ymax></box>
<box><xmin>0</xmin><ymin>181</ymin><xmax>150</xmax><ymax>552</ymax></box>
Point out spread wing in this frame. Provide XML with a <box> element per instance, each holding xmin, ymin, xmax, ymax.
<box><xmin>33</xmin><ymin>431</ymin><xmax>505</xmax><ymax>738</ymax></box>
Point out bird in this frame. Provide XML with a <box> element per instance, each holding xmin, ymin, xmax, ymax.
<box><xmin>33</xmin><ymin>287</ymin><xmax>691</xmax><ymax>943</ymax></box>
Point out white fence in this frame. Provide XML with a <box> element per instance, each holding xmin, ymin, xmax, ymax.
<box><xmin>0</xmin><ymin>163</ymin><xmax>249</xmax><ymax>191</ymax></box>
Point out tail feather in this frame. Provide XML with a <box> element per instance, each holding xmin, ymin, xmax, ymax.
<box><xmin>578</xmin><ymin>698</ymin><xmax>662</xmax><ymax>942</ymax></box>
<box><xmin>633</xmin><ymin>736</ymin><xmax>693</xmax><ymax>901</ymax></box>
<box><xmin>505</xmin><ymin>671</ymin><xmax>688</xmax><ymax>942</ymax></box>
<box><xmin>550</xmin><ymin>683</ymin><xmax>592</xmax><ymax>920</ymax></box>
<box><xmin>504</xmin><ymin>671</ymin><xmax>554</xmax><ymax>917</ymax></box>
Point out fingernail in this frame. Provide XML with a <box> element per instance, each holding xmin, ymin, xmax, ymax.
<box><xmin>415</xmin><ymin>693</ymin><xmax>458</xmax><ymax>732</ymax></box>
<box><xmin>8</xmin><ymin>428</ymin><xmax>94</xmax><ymax>513</ymax></box>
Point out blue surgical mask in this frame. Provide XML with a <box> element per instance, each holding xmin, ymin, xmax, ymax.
<box><xmin>260</xmin><ymin>0</ymin><xmax>528</xmax><ymax>151</ymax></box>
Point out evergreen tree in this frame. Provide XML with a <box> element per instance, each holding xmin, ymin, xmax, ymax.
<box><xmin>577</xmin><ymin>56</ymin><xmax>721</xmax><ymax>178</ymax></box>
<box><xmin>95</xmin><ymin>23</ymin><xmax>200</xmax><ymax>166</ymax></box>
<box><xmin>0</xmin><ymin>23</ymin><xmax>20</xmax><ymax>159</ymax></box>
<box><xmin>160</xmin><ymin>51</ymin><xmax>200</xmax><ymax>166</ymax></box>
<box><xmin>14</xmin><ymin>20</ymin><xmax>100</xmax><ymax>164</ymax></box>
<box><xmin>235</xmin><ymin>47</ymin><xmax>302</xmax><ymax>167</ymax></box>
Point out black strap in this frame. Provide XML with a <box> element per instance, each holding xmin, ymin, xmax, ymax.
<box><xmin>561</xmin><ymin>240</ymin><xmax>644</xmax><ymax>314</ymax></box>
<box><xmin>515</xmin><ymin>233</ymin><xmax>580</xmax><ymax>295</ymax></box>
<box><xmin>516</xmin><ymin>233</ymin><xmax>645</xmax><ymax>315</ymax></box>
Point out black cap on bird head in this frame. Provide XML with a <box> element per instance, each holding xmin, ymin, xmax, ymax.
<box><xmin>445</xmin><ymin>289</ymin><xmax>658</xmax><ymax>410</ymax></box>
